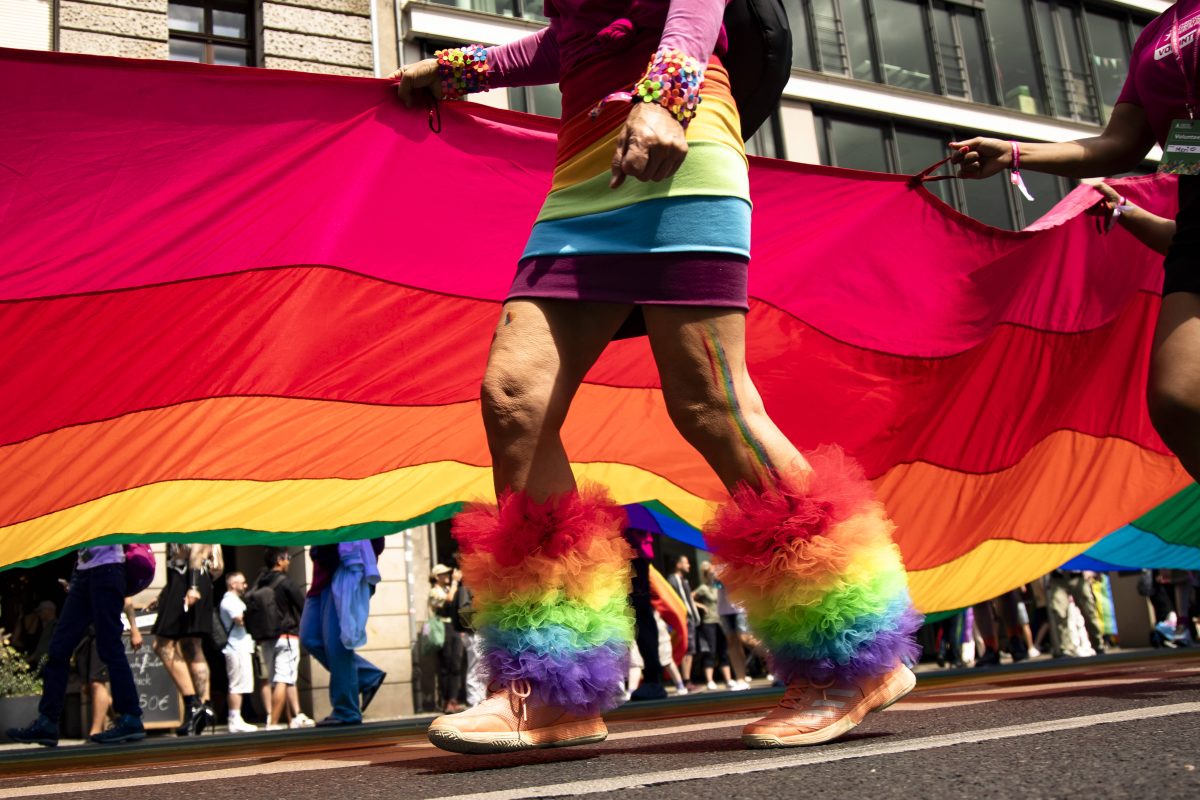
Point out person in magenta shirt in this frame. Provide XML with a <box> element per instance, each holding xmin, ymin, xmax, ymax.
<box><xmin>391</xmin><ymin>0</ymin><xmax>920</xmax><ymax>755</ymax></box>
<box><xmin>952</xmin><ymin>0</ymin><xmax>1200</xmax><ymax>488</ymax></box>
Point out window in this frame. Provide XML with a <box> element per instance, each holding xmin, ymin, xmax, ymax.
<box><xmin>813</xmin><ymin>108</ymin><xmax>1071</xmax><ymax>230</ymax></box>
<box><xmin>507</xmin><ymin>84</ymin><xmax>563</xmax><ymax>118</ymax></box>
<box><xmin>1034</xmin><ymin>0</ymin><xmax>1100</xmax><ymax>123</ymax></box>
<box><xmin>745</xmin><ymin>113</ymin><xmax>787</xmax><ymax>159</ymax></box>
<box><xmin>427</xmin><ymin>0</ymin><xmax>545</xmax><ymax>21</ymax></box>
<box><xmin>786</xmin><ymin>1</ymin><xmax>1150</xmax><ymax>126</ymax></box>
<box><xmin>168</xmin><ymin>0</ymin><xmax>256</xmax><ymax>66</ymax></box>
<box><xmin>875</xmin><ymin>0</ymin><xmax>936</xmax><ymax>93</ymax></box>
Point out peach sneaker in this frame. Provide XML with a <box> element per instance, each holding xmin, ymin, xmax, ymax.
<box><xmin>742</xmin><ymin>661</ymin><xmax>916</xmax><ymax>748</ymax></box>
<box><xmin>426</xmin><ymin>679</ymin><xmax>608</xmax><ymax>755</ymax></box>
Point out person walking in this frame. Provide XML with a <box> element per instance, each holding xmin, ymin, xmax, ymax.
<box><xmin>400</xmin><ymin>0</ymin><xmax>918</xmax><ymax>755</ymax></box>
<box><xmin>250</xmin><ymin>548</ymin><xmax>313</xmax><ymax>729</ymax></box>
<box><xmin>6</xmin><ymin>546</ymin><xmax>144</xmax><ymax>746</ymax></box>
<box><xmin>667</xmin><ymin>555</ymin><xmax>702</xmax><ymax>689</ymax></box>
<box><xmin>692</xmin><ymin>562</ymin><xmax>741</xmax><ymax>691</ymax></box>
<box><xmin>299</xmin><ymin>540</ymin><xmax>388</xmax><ymax>726</ymax></box>
<box><xmin>153</xmin><ymin>543</ymin><xmax>222</xmax><ymax>736</ymax></box>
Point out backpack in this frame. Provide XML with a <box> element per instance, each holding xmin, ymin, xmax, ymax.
<box><xmin>211</xmin><ymin>606</ymin><xmax>231</xmax><ymax>650</ymax></box>
<box><xmin>722</xmin><ymin>0</ymin><xmax>793</xmax><ymax>141</ymax></box>
<box><xmin>123</xmin><ymin>543</ymin><xmax>156</xmax><ymax>597</ymax></box>
<box><xmin>244</xmin><ymin>572</ymin><xmax>286</xmax><ymax>641</ymax></box>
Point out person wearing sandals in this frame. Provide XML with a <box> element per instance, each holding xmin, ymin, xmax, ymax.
<box><xmin>394</xmin><ymin>0</ymin><xmax>920</xmax><ymax>754</ymax></box>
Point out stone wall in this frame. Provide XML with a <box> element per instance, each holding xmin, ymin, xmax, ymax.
<box><xmin>58</xmin><ymin>0</ymin><xmax>169</xmax><ymax>60</ymax></box>
<box><xmin>263</xmin><ymin>0</ymin><xmax>374</xmax><ymax>77</ymax></box>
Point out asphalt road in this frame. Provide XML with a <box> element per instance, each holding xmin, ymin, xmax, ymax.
<box><xmin>2</xmin><ymin>650</ymin><xmax>1198</xmax><ymax>800</ymax></box>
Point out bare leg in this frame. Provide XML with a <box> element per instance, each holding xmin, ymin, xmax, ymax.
<box><xmin>259</xmin><ymin>681</ymin><xmax>273</xmax><ymax>722</ymax></box>
<box><xmin>89</xmin><ymin>681</ymin><xmax>111</xmax><ymax>736</ymax></box>
<box><xmin>481</xmin><ymin>299</ymin><xmax>634</xmax><ymax>499</ymax></box>
<box><xmin>154</xmin><ymin>637</ymin><xmax>196</xmax><ymax>696</ymax></box>
<box><xmin>286</xmin><ymin>684</ymin><xmax>301</xmax><ymax>716</ymax></box>
<box><xmin>642</xmin><ymin>307</ymin><xmax>807</xmax><ymax>492</ymax></box>
<box><xmin>270</xmin><ymin>683</ymin><xmax>288</xmax><ymax>724</ymax></box>
<box><xmin>228</xmin><ymin>692</ymin><xmax>242</xmax><ymax>714</ymax></box>
<box><xmin>182</xmin><ymin>637</ymin><xmax>209</xmax><ymax>703</ymax></box>
<box><xmin>1148</xmin><ymin>293</ymin><xmax>1200</xmax><ymax>482</ymax></box>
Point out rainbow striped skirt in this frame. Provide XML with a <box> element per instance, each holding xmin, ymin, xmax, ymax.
<box><xmin>508</xmin><ymin>47</ymin><xmax>750</xmax><ymax>311</ymax></box>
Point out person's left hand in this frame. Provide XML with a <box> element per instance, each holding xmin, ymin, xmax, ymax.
<box><xmin>1084</xmin><ymin>179</ymin><xmax>1123</xmax><ymax>216</ymax></box>
<box><xmin>611</xmin><ymin>102</ymin><xmax>688</xmax><ymax>189</ymax></box>
<box><xmin>185</xmin><ymin>588</ymin><xmax>201</xmax><ymax>609</ymax></box>
<box><xmin>130</xmin><ymin>628</ymin><xmax>143</xmax><ymax>651</ymax></box>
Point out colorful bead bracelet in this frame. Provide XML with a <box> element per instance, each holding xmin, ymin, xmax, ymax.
<box><xmin>435</xmin><ymin>44</ymin><xmax>491</xmax><ymax>100</ymax></box>
<box><xmin>634</xmin><ymin>48</ymin><xmax>704</xmax><ymax>127</ymax></box>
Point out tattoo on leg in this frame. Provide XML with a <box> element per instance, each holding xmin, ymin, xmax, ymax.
<box><xmin>702</xmin><ymin>322</ymin><xmax>775</xmax><ymax>474</ymax></box>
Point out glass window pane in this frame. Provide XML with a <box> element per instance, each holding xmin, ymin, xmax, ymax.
<box><xmin>875</xmin><ymin>0</ymin><xmax>935</xmax><ymax>92</ymax></box>
<box><xmin>470</xmin><ymin>0</ymin><xmax>516</xmax><ymax>16</ymax></box>
<box><xmin>167</xmin><ymin>3</ymin><xmax>204</xmax><ymax>33</ymax></box>
<box><xmin>212</xmin><ymin>10</ymin><xmax>246</xmax><ymax>39</ymax></box>
<box><xmin>816</xmin><ymin>117</ymin><xmax>831</xmax><ymax>165</ymax></box>
<box><xmin>521</xmin><ymin>0</ymin><xmax>547</xmax><ymax>22</ymax></box>
<box><xmin>827</xmin><ymin>116</ymin><xmax>889</xmax><ymax>172</ymax></box>
<box><xmin>990</xmin><ymin>1</ymin><xmax>1047</xmax><ymax>115</ymax></box>
<box><xmin>895</xmin><ymin>127</ymin><xmax>955</xmax><ymax>207</ymax></box>
<box><xmin>507</xmin><ymin>87</ymin><xmax>529</xmax><ymax>113</ymax></box>
<box><xmin>529</xmin><ymin>83</ymin><xmax>562</xmax><ymax>118</ymax></box>
<box><xmin>958</xmin><ymin>10</ymin><xmax>995</xmax><ymax>104</ymax></box>
<box><xmin>1016</xmin><ymin>171</ymin><xmax>1065</xmax><ymax>227</ymax></box>
<box><xmin>1086</xmin><ymin>10</ymin><xmax>1131</xmax><ymax>122</ymax></box>
<box><xmin>212</xmin><ymin>44</ymin><xmax>248</xmax><ymax>66</ymax></box>
<box><xmin>933</xmin><ymin>5</ymin><xmax>967</xmax><ymax>97</ymax></box>
<box><xmin>746</xmin><ymin>116</ymin><xmax>784</xmax><ymax>159</ymax></box>
<box><xmin>1035</xmin><ymin>0</ymin><xmax>1097</xmax><ymax>122</ymax></box>
<box><xmin>811</xmin><ymin>0</ymin><xmax>848</xmax><ymax>74</ymax></box>
<box><xmin>168</xmin><ymin>37</ymin><xmax>204</xmax><ymax>62</ymax></box>
<box><xmin>842</xmin><ymin>0</ymin><xmax>876</xmax><ymax>81</ymax></box>
<box><xmin>783</xmin><ymin>0</ymin><xmax>814</xmax><ymax>70</ymax></box>
<box><xmin>961</xmin><ymin>179</ymin><xmax>1014</xmax><ymax>229</ymax></box>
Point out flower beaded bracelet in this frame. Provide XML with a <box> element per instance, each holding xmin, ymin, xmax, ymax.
<box><xmin>634</xmin><ymin>48</ymin><xmax>704</xmax><ymax>127</ymax></box>
<box><xmin>435</xmin><ymin>44</ymin><xmax>490</xmax><ymax>100</ymax></box>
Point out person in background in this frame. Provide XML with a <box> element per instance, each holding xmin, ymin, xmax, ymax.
<box><xmin>300</xmin><ymin>540</ymin><xmax>387</xmax><ymax>726</ymax></box>
<box><xmin>668</xmin><ymin>555</ymin><xmax>701</xmax><ymax>689</ymax></box>
<box><xmin>6</xmin><ymin>546</ymin><xmax>144</xmax><ymax>747</ymax></box>
<box><xmin>449</xmin><ymin>558</ymin><xmax>485</xmax><ymax>709</ymax></box>
<box><xmin>692</xmin><ymin>562</ymin><xmax>745</xmax><ymax>691</ymax></box>
<box><xmin>254</xmin><ymin>548</ymin><xmax>313</xmax><ymax>729</ymax></box>
<box><xmin>153</xmin><ymin>543</ymin><xmax>222</xmax><ymax>736</ymax></box>
<box><xmin>1046</xmin><ymin>570</ymin><xmax>1106</xmax><ymax>658</ymax></box>
<box><xmin>219</xmin><ymin>571</ymin><xmax>258</xmax><ymax>733</ymax></box>
<box><xmin>716</xmin><ymin>573</ymin><xmax>749</xmax><ymax>686</ymax></box>
<box><xmin>428</xmin><ymin>565</ymin><xmax>465</xmax><ymax>714</ymax></box>
<box><xmin>18</xmin><ymin>600</ymin><xmax>58</xmax><ymax>669</ymax></box>
<box><xmin>82</xmin><ymin>598</ymin><xmax>142</xmax><ymax>738</ymax></box>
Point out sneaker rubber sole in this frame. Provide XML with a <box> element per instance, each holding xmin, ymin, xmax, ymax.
<box><xmin>427</xmin><ymin>718</ymin><xmax>608</xmax><ymax>755</ymax></box>
<box><xmin>742</xmin><ymin>665</ymin><xmax>917</xmax><ymax>749</ymax></box>
<box><xmin>90</xmin><ymin>730</ymin><xmax>146</xmax><ymax>745</ymax></box>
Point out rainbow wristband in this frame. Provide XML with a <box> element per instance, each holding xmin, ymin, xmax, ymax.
<box><xmin>634</xmin><ymin>48</ymin><xmax>704</xmax><ymax>127</ymax></box>
<box><xmin>435</xmin><ymin>44</ymin><xmax>490</xmax><ymax>100</ymax></box>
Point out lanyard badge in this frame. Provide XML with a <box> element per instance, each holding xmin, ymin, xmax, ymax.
<box><xmin>1160</xmin><ymin>8</ymin><xmax>1200</xmax><ymax>175</ymax></box>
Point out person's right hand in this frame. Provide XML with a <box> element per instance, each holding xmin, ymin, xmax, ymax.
<box><xmin>948</xmin><ymin>137</ymin><xmax>1012</xmax><ymax>179</ymax></box>
<box><xmin>452</xmin><ymin>568</ymin><xmax>463</xmax><ymax>582</ymax></box>
<box><xmin>388</xmin><ymin>59</ymin><xmax>443</xmax><ymax>108</ymax></box>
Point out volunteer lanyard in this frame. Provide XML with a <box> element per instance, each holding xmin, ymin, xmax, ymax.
<box><xmin>1170</xmin><ymin>5</ymin><xmax>1200</xmax><ymax>118</ymax></box>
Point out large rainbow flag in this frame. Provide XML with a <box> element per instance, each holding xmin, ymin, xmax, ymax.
<box><xmin>0</xmin><ymin>48</ymin><xmax>1190</xmax><ymax>612</ymax></box>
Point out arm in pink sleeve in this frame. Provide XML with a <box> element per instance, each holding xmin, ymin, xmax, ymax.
<box><xmin>486</xmin><ymin>21</ymin><xmax>562</xmax><ymax>88</ymax></box>
<box><xmin>657</xmin><ymin>0</ymin><xmax>728</xmax><ymax>65</ymax></box>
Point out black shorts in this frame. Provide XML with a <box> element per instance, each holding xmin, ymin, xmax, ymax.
<box><xmin>1164</xmin><ymin>176</ymin><xmax>1200</xmax><ymax>296</ymax></box>
<box><xmin>152</xmin><ymin>569</ymin><xmax>214</xmax><ymax>639</ymax></box>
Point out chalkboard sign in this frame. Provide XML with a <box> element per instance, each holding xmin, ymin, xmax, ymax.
<box><xmin>124</xmin><ymin>628</ymin><xmax>182</xmax><ymax>730</ymax></box>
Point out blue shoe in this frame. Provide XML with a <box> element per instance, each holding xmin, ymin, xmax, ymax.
<box><xmin>5</xmin><ymin>715</ymin><xmax>59</xmax><ymax>747</ymax></box>
<box><xmin>90</xmin><ymin>714</ymin><xmax>145</xmax><ymax>744</ymax></box>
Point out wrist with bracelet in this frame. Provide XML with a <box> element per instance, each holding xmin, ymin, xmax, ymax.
<box><xmin>435</xmin><ymin>44</ymin><xmax>491</xmax><ymax>100</ymax></box>
<box><xmin>591</xmin><ymin>48</ymin><xmax>705</xmax><ymax>128</ymax></box>
<box><xmin>1008</xmin><ymin>140</ymin><xmax>1035</xmax><ymax>202</ymax></box>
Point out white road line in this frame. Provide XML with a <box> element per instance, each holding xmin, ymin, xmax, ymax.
<box><xmin>425</xmin><ymin>702</ymin><xmax>1200</xmax><ymax>800</ymax></box>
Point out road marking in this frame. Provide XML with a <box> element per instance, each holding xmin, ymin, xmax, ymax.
<box><xmin>423</xmin><ymin>702</ymin><xmax>1200</xmax><ymax>800</ymax></box>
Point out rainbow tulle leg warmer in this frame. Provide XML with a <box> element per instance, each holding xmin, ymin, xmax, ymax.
<box><xmin>452</xmin><ymin>486</ymin><xmax>635</xmax><ymax>715</ymax></box>
<box><xmin>705</xmin><ymin>446</ymin><xmax>922</xmax><ymax>683</ymax></box>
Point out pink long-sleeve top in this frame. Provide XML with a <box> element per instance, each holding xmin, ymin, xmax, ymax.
<box><xmin>485</xmin><ymin>0</ymin><xmax>729</xmax><ymax>89</ymax></box>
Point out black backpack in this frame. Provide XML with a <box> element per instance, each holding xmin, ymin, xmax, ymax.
<box><xmin>723</xmin><ymin>0</ymin><xmax>793</xmax><ymax>141</ymax></box>
<box><xmin>244</xmin><ymin>572</ymin><xmax>286</xmax><ymax>641</ymax></box>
